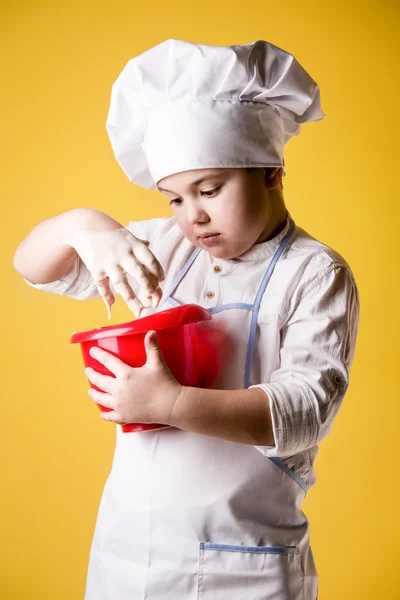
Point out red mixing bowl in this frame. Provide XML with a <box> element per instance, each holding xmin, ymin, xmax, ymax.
<box><xmin>70</xmin><ymin>304</ymin><xmax>221</xmax><ymax>433</ymax></box>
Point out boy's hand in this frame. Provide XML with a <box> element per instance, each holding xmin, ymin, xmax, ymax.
<box><xmin>84</xmin><ymin>331</ymin><xmax>182</xmax><ymax>425</ymax></box>
<box><xmin>66</xmin><ymin>220</ymin><xmax>165</xmax><ymax>319</ymax></box>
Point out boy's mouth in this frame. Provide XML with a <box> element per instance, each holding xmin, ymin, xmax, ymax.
<box><xmin>198</xmin><ymin>232</ymin><xmax>220</xmax><ymax>239</ymax></box>
<box><xmin>198</xmin><ymin>233</ymin><xmax>221</xmax><ymax>245</ymax></box>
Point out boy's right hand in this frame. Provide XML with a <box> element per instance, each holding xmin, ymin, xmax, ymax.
<box><xmin>66</xmin><ymin>224</ymin><xmax>165</xmax><ymax>319</ymax></box>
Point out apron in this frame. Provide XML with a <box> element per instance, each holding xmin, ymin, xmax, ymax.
<box><xmin>85</xmin><ymin>216</ymin><xmax>319</xmax><ymax>600</ymax></box>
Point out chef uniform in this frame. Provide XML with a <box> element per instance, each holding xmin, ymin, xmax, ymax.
<box><xmin>25</xmin><ymin>40</ymin><xmax>360</xmax><ymax>599</ymax></box>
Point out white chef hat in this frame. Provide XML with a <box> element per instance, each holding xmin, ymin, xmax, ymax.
<box><xmin>106</xmin><ymin>39</ymin><xmax>324</xmax><ymax>190</ymax></box>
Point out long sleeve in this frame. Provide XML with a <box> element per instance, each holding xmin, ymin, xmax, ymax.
<box><xmin>22</xmin><ymin>218</ymin><xmax>165</xmax><ymax>300</ymax></box>
<box><xmin>251</xmin><ymin>263</ymin><xmax>360</xmax><ymax>457</ymax></box>
<box><xmin>24</xmin><ymin>252</ymin><xmax>98</xmax><ymax>299</ymax></box>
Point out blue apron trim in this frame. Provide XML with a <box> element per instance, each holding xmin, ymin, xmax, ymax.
<box><xmin>244</xmin><ymin>218</ymin><xmax>296</xmax><ymax>389</ymax></box>
<box><xmin>165</xmin><ymin>297</ymin><xmax>181</xmax><ymax>307</ymax></box>
<box><xmin>200</xmin><ymin>542</ymin><xmax>299</xmax><ymax>554</ymax></box>
<box><xmin>157</xmin><ymin>218</ymin><xmax>309</xmax><ymax>493</ymax></box>
<box><xmin>159</xmin><ymin>247</ymin><xmax>202</xmax><ymax>308</ymax></box>
<box><xmin>268</xmin><ymin>457</ymin><xmax>308</xmax><ymax>493</ymax></box>
<box><xmin>208</xmin><ymin>303</ymin><xmax>253</xmax><ymax>314</ymax></box>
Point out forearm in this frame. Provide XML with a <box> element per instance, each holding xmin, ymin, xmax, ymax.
<box><xmin>13</xmin><ymin>208</ymin><xmax>121</xmax><ymax>284</ymax></box>
<box><xmin>166</xmin><ymin>386</ymin><xmax>275</xmax><ymax>446</ymax></box>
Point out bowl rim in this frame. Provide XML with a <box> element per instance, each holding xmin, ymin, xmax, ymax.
<box><xmin>70</xmin><ymin>303</ymin><xmax>212</xmax><ymax>344</ymax></box>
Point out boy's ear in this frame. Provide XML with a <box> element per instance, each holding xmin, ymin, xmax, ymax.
<box><xmin>264</xmin><ymin>167</ymin><xmax>283</xmax><ymax>189</ymax></box>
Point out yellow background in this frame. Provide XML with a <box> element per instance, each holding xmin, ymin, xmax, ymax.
<box><xmin>2</xmin><ymin>1</ymin><xmax>399</xmax><ymax>598</ymax></box>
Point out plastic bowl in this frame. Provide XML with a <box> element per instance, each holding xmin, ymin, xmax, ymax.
<box><xmin>70</xmin><ymin>304</ymin><xmax>218</xmax><ymax>433</ymax></box>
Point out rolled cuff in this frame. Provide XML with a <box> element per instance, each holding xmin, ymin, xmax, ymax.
<box><xmin>250</xmin><ymin>381</ymin><xmax>318</xmax><ymax>458</ymax></box>
<box><xmin>23</xmin><ymin>254</ymin><xmax>98</xmax><ymax>299</ymax></box>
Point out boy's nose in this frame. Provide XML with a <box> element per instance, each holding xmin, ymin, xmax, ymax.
<box><xmin>185</xmin><ymin>204</ymin><xmax>209</xmax><ymax>225</ymax></box>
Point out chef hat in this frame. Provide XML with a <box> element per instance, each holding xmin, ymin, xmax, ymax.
<box><xmin>106</xmin><ymin>39</ymin><xmax>324</xmax><ymax>190</ymax></box>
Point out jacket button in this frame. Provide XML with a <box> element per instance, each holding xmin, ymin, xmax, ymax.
<box><xmin>213</xmin><ymin>265</ymin><xmax>222</xmax><ymax>273</ymax></box>
<box><xmin>205</xmin><ymin>291</ymin><xmax>215</xmax><ymax>299</ymax></box>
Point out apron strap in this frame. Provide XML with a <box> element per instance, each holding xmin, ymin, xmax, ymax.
<box><xmin>244</xmin><ymin>218</ymin><xmax>296</xmax><ymax>388</ymax></box>
<box><xmin>159</xmin><ymin>246</ymin><xmax>202</xmax><ymax>308</ymax></box>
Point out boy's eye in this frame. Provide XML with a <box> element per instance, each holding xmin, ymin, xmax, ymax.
<box><xmin>169</xmin><ymin>198</ymin><xmax>183</xmax><ymax>206</ymax></box>
<box><xmin>169</xmin><ymin>187</ymin><xmax>221</xmax><ymax>206</ymax></box>
<box><xmin>201</xmin><ymin>187</ymin><xmax>220</xmax><ymax>197</ymax></box>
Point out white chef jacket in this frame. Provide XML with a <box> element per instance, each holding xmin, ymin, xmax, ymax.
<box><xmin>25</xmin><ymin>211</ymin><xmax>360</xmax><ymax>490</ymax></box>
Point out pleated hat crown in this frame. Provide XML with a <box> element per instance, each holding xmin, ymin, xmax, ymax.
<box><xmin>106</xmin><ymin>39</ymin><xmax>324</xmax><ymax>189</ymax></box>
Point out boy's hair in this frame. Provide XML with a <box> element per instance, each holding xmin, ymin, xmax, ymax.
<box><xmin>245</xmin><ymin>167</ymin><xmax>283</xmax><ymax>190</ymax></box>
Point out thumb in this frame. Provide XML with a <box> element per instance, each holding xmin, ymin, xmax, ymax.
<box><xmin>145</xmin><ymin>330</ymin><xmax>162</xmax><ymax>364</ymax></box>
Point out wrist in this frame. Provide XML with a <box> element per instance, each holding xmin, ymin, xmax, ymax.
<box><xmin>159</xmin><ymin>382</ymin><xmax>185</xmax><ymax>426</ymax></box>
<box><xmin>62</xmin><ymin>208</ymin><xmax>124</xmax><ymax>247</ymax></box>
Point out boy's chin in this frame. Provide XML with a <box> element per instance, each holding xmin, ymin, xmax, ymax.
<box><xmin>206</xmin><ymin>247</ymin><xmax>240</xmax><ymax>261</ymax></box>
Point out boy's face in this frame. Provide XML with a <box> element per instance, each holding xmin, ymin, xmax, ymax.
<box><xmin>157</xmin><ymin>167</ymin><xmax>284</xmax><ymax>260</ymax></box>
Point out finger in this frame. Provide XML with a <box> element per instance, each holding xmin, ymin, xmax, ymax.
<box><xmin>100</xmin><ymin>411</ymin><xmax>120</xmax><ymax>423</ymax></box>
<box><xmin>87</xmin><ymin>387</ymin><xmax>114</xmax><ymax>408</ymax></box>
<box><xmin>131</xmin><ymin>242</ymin><xmax>165</xmax><ymax>282</ymax></box>
<box><xmin>109</xmin><ymin>263</ymin><xmax>161</xmax><ymax>313</ymax></box>
<box><xmin>144</xmin><ymin>330</ymin><xmax>168</xmax><ymax>368</ymax></box>
<box><xmin>127</xmin><ymin>296</ymin><xmax>147</xmax><ymax>318</ymax></box>
<box><xmin>119</xmin><ymin>256</ymin><xmax>162</xmax><ymax>303</ymax></box>
<box><xmin>88</xmin><ymin>346</ymin><xmax>129</xmax><ymax>378</ymax></box>
<box><xmin>142</xmin><ymin>286</ymin><xmax>163</xmax><ymax>309</ymax></box>
<box><xmin>106</xmin><ymin>265</ymin><xmax>146</xmax><ymax>314</ymax></box>
<box><xmin>92</xmin><ymin>273</ymin><xmax>116</xmax><ymax>307</ymax></box>
<box><xmin>85</xmin><ymin>367</ymin><xmax>116</xmax><ymax>395</ymax></box>
<box><xmin>118</xmin><ymin>254</ymin><xmax>162</xmax><ymax>298</ymax></box>
<box><xmin>144</xmin><ymin>330</ymin><xmax>161</xmax><ymax>361</ymax></box>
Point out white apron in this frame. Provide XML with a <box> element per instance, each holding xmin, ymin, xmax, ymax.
<box><xmin>84</xmin><ymin>217</ymin><xmax>319</xmax><ymax>599</ymax></box>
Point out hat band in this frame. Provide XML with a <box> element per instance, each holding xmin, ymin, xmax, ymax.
<box><xmin>142</xmin><ymin>98</ymin><xmax>285</xmax><ymax>185</ymax></box>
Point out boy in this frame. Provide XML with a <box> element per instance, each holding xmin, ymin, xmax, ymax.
<box><xmin>14</xmin><ymin>39</ymin><xmax>360</xmax><ymax>599</ymax></box>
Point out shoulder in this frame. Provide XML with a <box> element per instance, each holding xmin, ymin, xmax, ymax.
<box><xmin>289</xmin><ymin>223</ymin><xmax>358</xmax><ymax>290</ymax></box>
<box><xmin>271</xmin><ymin>222</ymin><xmax>360</xmax><ymax>319</ymax></box>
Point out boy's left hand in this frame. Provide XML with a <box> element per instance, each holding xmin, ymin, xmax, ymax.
<box><xmin>84</xmin><ymin>331</ymin><xmax>182</xmax><ymax>425</ymax></box>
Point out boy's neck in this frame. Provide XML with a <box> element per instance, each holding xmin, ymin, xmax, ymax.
<box><xmin>256</xmin><ymin>197</ymin><xmax>288</xmax><ymax>244</ymax></box>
